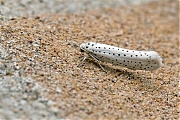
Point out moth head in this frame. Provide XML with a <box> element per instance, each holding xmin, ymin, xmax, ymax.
<box><xmin>80</xmin><ymin>43</ymin><xmax>86</xmax><ymax>52</ymax></box>
<box><xmin>80</xmin><ymin>42</ymin><xmax>95</xmax><ymax>52</ymax></box>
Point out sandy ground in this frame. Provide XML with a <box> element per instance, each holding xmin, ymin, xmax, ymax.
<box><xmin>0</xmin><ymin>0</ymin><xmax>179</xmax><ymax>120</ymax></box>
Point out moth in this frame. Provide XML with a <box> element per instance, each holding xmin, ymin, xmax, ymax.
<box><xmin>79</xmin><ymin>42</ymin><xmax>163</xmax><ymax>71</ymax></box>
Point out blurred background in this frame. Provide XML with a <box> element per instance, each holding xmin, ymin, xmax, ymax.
<box><xmin>0</xmin><ymin>0</ymin><xmax>154</xmax><ymax>19</ymax></box>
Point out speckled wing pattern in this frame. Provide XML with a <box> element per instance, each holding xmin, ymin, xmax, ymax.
<box><xmin>80</xmin><ymin>42</ymin><xmax>163</xmax><ymax>71</ymax></box>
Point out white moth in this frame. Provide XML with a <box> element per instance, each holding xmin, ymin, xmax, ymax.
<box><xmin>80</xmin><ymin>42</ymin><xmax>163</xmax><ymax>71</ymax></box>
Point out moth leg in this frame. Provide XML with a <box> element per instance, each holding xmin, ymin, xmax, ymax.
<box><xmin>77</xmin><ymin>56</ymin><xmax>89</xmax><ymax>67</ymax></box>
<box><xmin>88</xmin><ymin>53</ymin><xmax>107</xmax><ymax>72</ymax></box>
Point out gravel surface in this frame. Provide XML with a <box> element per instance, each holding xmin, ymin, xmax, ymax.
<box><xmin>0</xmin><ymin>45</ymin><xmax>63</xmax><ymax>120</ymax></box>
<box><xmin>0</xmin><ymin>0</ymin><xmax>179</xmax><ymax>120</ymax></box>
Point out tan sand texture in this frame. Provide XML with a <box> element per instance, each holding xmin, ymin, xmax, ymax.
<box><xmin>0</xmin><ymin>0</ymin><xmax>179</xmax><ymax>119</ymax></box>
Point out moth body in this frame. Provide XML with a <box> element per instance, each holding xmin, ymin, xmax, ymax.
<box><xmin>80</xmin><ymin>42</ymin><xmax>163</xmax><ymax>71</ymax></box>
